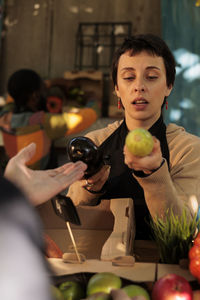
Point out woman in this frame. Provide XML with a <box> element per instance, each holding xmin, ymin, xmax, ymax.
<box><xmin>67</xmin><ymin>34</ymin><xmax>200</xmax><ymax>240</ymax></box>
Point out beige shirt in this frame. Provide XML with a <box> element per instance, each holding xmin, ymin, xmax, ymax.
<box><xmin>68</xmin><ymin>121</ymin><xmax>200</xmax><ymax>220</ymax></box>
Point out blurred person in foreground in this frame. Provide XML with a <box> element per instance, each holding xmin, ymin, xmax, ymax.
<box><xmin>1</xmin><ymin>143</ymin><xmax>87</xmax><ymax>300</ymax></box>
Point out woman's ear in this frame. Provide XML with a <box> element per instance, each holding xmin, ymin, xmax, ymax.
<box><xmin>115</xmin><ymin>85</ymin><xmax>120</xmax><ymax>98</ymax></box>
<box><xmin>165</xmin><ymin>84</ymin><xmax>173</xmax><ymax>97</ymax></box>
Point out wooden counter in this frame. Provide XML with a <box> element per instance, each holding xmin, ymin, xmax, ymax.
<box><xmin>48</xmin><ymin>258</ymin><xmax>157</xmax><ymax>283</ymax></box>
<box><xmin>48</xmin><ymin>258</ymin><xmax>195</xmax><ymax>283</ymax></box>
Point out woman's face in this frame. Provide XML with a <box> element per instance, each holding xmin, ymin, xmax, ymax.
<box><xmin>115</xmin><ymin>51</ymin><xmax>172</xmax><ymax>128</ymax></box>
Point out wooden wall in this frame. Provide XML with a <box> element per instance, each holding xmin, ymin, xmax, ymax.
<box><xmin>0</xmin><ymin>0</ymin><xmax>161</xmax><ymax>94</ymax></box>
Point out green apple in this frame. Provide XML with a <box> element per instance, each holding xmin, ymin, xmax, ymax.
<box><xmin>85</xmin><ymin>292</ymin><xmax>111</xmax><ymax>299</ymax></box>
<box><xmin>59</xmin><ymin>281</ymin><xmax>85</xmax><ymax>300</ymax></box>
<box><xmin>86</xmin><ymin>272</ymin><xmax>122</xmax><ymax>296</ymax></box>
<box><xmin>122</xmin><ymin>284</ymin><xmax>150</xmax><ymax>300</ymax></box>
<box><xmin>51</xmin><ymin>285</ymin><xmax>64</xmax><ymax>300</ymax></box>
<box><xmin>125</xmin><ymin>128</ymin><xmax>154</xmax><ymax>157</ymax></box>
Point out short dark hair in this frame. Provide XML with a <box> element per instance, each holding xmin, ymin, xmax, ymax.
<box><xmin>112</xmin><ymin>34</ymin><xmax>176</xmax><ymax>88</ymax></box>
<box><xmin>7</xmin><ymin>69</ymin><xmax>46</xmax><ymax>112</ymax></box>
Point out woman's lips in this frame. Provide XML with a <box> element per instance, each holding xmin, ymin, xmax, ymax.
<box><xmin>132</xmin><ymin>98</ymin><xmax>148</xmax><ymax>110</ymax></box>
<box><xmin>132</xmin><ymin>97</ymin><xmax>148</xmax><ymax>104</ymax></box>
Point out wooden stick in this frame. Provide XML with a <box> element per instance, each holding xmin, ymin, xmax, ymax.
<box><xmin>66</xmin><ymin>221</ymin><xmax>81</xmax><ymax>263</ymax></box>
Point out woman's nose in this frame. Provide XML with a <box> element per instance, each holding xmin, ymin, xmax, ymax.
<box><xmin>134</xmin><ymin>79</ymin><xmax>146</xmax><ymax>92</ymax></box>
<box><xmin>134</xmin><ymin>85</ymin><xmax>145</xmax><ymax>92</ymax></box>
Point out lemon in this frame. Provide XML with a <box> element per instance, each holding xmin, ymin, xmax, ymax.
<box><xmin>125</xmin><ymin>128</ymin><xmax>154</xmax><ymax>157</ymax></box>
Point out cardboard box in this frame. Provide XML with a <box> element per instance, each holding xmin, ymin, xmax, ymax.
<box><xmin>37</xmin><ymin>198</ymin><xmax>195</xmax><ymax>283</ymax></box>
<box><xmin>37</xmin><ymin>199</ymin><xmax>114</xmax><ymax>259</ymax></box>
<box><xmin>37</xmin><ymin>198</ymin><xmax>136</xmax><ymax>261</ymax></box>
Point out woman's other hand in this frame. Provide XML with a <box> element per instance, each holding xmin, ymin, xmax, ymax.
<box><xmin>81</xmin><ymin>165</ymin><xmax>110</xmax><ymax>192</ymax></box>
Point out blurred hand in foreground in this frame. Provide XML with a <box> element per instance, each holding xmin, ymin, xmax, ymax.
<box><xmin>4</xmin><ymin>143</ymin><xmax>87</xmax><ymax>206</ymax></box>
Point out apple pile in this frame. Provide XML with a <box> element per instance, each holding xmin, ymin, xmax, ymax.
<box><xmin>86</xmin><ymin>272</ymin><xmax>150</xmax><ymax>300</ymax></box>
<box><xmin>189</xmin><ymin>232</ymin><xmax>200</xmax><ymax>282</ymax></box>
<box><xmin>52</xmin><ymin>271</ymin><xmax>200</xmax><ymax>300</ymax></box>
<box><xmin>52</xmin><ymin>272</ymin><xmax>151</xmax><ymax>300</ymax></box>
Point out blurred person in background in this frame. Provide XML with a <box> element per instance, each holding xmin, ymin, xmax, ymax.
<box><xmin>0</xmin><ymin>69</ymin><xmax>97</xmax><ymax>170</ymax></box>
<box><xmin>0</xmin><ymin>68</ymin><xmax>97</xmax><ymax>140</ymax></box>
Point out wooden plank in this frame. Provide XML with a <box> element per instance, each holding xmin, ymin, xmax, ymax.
<box><xmin>48</xmin><ymin>258</ymin><xmax>156</xmax><ymax>282</ymax></box>
<box><xmin>157</xmin><ymin>263</ymin><xmax>195</xmax><ymax>281</ymax></box>
<box><xmin>101</xmin><ymin>198</ymin><xmax>135</xmax><ymax>260</ymax></box>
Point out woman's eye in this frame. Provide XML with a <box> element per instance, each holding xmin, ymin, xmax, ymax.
<box><xmin>147</xmin><ymin>76</ymin><xmax>158</xmax><ymax>80</ymax></box>
<box><xmin>123</xmin><ymin>77</ymin><xmax>135</xmax><ymax>81</ymax></box>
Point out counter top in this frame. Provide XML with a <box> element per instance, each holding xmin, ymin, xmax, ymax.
<box><xmin>48</xmin><ymin>258</ymin><xmax>157</xmax><ymax>282</ymax></box>
<box><xmin>48</xmin><ymin>258</ymin><xmax>195</xmax><ymax>283</ymax></box>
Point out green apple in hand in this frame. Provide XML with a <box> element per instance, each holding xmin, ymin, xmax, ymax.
<box><xmin>125</xmin><ymin>128</ymin><xmax>154</xmax><ymax>157</ymax></box>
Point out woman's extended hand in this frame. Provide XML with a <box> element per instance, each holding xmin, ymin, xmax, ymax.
<box><xmin>123</xmin><ymin>137</ymin><xmax>163</xmax><ymax>174</ymax></box>
<box><xmin>4</xmin><ymin>143</ymin><xmax>87</xmax><ymax>206</ymax></box>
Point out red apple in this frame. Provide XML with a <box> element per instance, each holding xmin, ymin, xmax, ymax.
<box><xmin>152</xmin><ymin>273</ymin><xmax>193</xmax><ymax>300</ymax></box>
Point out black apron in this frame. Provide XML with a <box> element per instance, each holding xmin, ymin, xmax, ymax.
<box><xmin>99</xmin><ymin>115</ymin><xmax>170</xmax><ymax>239</ymax></box>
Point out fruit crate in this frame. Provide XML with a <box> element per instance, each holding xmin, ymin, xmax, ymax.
<box><xmin>52</xmin><ymin>272</ymin><xmax>153</xmax><ymax>298</ymax></box>
<box><xmin>51</xmin><ymin>272</ymin><xmax>200</xmax><ymax>299</ymax></box>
